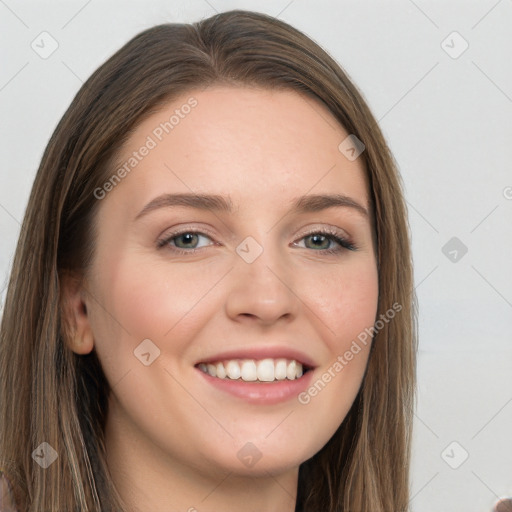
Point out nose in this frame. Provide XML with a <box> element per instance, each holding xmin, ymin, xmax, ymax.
<box><xmin>224</xmin><ymin>240</ymin><xmax>300</xmax><ymax>326</ymax></box>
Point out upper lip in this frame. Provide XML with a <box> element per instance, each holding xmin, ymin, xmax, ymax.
<box><xmin>195</xmin><ymin>346</ymin><xmax>317</xmax><ymax>369</ymax></box>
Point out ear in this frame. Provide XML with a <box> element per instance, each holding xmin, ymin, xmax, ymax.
<box><xmin>60</xmin><ymin>271</ymin><xmax>94</xmax><ymax>355</ymax></box>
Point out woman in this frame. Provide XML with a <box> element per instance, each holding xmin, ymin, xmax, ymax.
<box><xmin>0</xmin><ymin>9</ymin><xmax>417</xmax><ymax>511</ymax></box>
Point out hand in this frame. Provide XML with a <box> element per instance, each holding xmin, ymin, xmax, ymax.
<box><xmin>493</xmin><ymin>498</ymin><xmax>512</xmax><ymax>512</ymax></box>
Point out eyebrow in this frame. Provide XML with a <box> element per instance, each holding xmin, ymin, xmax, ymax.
<box><xmin>134</xmin><ymin>192</ymin><xmax>369</xmax><ymax>220</ymax></box>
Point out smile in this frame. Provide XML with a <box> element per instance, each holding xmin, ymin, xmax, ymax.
<box><xmin>196</xmin><ymin>358</ymin><xmax>310</xmax><ymax>382</ymax></box>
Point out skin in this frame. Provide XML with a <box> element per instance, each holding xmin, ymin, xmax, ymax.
<box><xmin>63</xmin><ymin>86</ymin><xmax>379</xmax><ymax>512</ymax></box>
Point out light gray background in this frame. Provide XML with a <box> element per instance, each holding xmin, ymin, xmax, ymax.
<box><xmin>1</xmin><ymin>1</ymin><xmax>511</xmax><ymax>511</ymax></box>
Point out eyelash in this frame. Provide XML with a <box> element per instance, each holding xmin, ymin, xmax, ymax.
<box><xmin>157</xmin><ymin>227</ymin><xmax>358</xmax><ymax>256</ymax></box>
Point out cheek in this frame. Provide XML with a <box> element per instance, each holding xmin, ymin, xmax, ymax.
<box><xmin>87</xmin><ymin>253</ymin><xmax>225</xmax><ymax>367</ymax></box>
<box><xmin>302</xmin><ymin>256</ymin><xmax>379</xmax><ymax>349</ymax></box>
<box><xmin>294</xmin><ymin>257</ymin><xmax>378</xmax><ymax>424</ymax></box>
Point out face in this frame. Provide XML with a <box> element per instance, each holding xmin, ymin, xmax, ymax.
<box><xmin>79</xmin><ymin>86</ymin><xmax>378</xmax><ymax>481</ymax></box>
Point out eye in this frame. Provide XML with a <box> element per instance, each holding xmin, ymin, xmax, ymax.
<box><xmin>157</xmin><ymin>230</ymin><xmax>215</xmax><ymax>254</ymax></box>
<box><xmin>294</xmin><ymin>228</ymin><xmax>357</xmax><ymax>254</ymax></box>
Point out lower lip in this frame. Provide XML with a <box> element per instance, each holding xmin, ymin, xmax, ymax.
<box><xmin>196</xmin><ymin>367</ymin><xmax>315</xmax><ymax>405</ymax></box>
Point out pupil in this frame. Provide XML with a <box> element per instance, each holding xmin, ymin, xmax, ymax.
<box><xmin>310</xmin><ymin>235</ymin><xmax>327</xmax><ymax>249</ymax></box>
<box><xmin>179</xmin><ymin>233</ymin><xmax>196</xmax><ymax>247</ymax></box>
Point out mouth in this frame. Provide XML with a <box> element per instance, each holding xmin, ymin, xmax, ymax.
<box><xmin>195</xmin><ymin>358</ymin><xmax>313</xmax><ymax>383</ymax></box>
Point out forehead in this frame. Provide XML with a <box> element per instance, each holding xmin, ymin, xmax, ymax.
<box><xmin>103</xmin><ymin>86</ymin><xmax>370</xmax><ymax>217</ymax></box>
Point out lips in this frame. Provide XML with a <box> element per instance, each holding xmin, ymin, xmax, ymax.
<box><xmin>196</xmin><ymin>358</ymin><xmax>316</xmax><ymax>405</ymax></box>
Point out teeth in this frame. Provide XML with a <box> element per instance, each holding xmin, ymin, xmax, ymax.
<box><xmin>275</xmin><ymin>359</ymin><xmax>287</xmax><ymax>380</ymax></box>
<box><xmin>226</xmin><ymin>360</ymin><xmax>241</xmax><ymax>380</ymax></box>
<box><xmin>198</xmin><ymin>358</ymin><xmax>305</xmax><ymax>382</ymax></box>
<box><xmin>216</xmin><ymin>362</ymin><xmax>226</xmax><ymax>379</ymax></box>
<box><xmin>286</xmin><ymin>360</ymin><xmax>297</xmax><ymax>380</ymax></box>
<box><xmin>241</xmin><ymin>360</ymin><xmax>257</xmax><ymax>381</ymax></box>
<box><xmin>257</xmin><ymin>358</ymin><xmax>274</xmax><ymax>382</ymax></box>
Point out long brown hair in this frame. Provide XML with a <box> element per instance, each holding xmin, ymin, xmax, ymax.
<box><xmin>0</xmin><ymin>10</ymin><xmax>416</xmax><ymax>511</ymax></box>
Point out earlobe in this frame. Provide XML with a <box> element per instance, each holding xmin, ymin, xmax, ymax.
<box><xmin>60</xmin><ymin>272</ymin><xmax>94</xmax><ymax>355</ymax></box>
<box><xmin>72</xmin><ymin>318</ymin><xmax>94</xmax><ymax>355</ymax></box>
